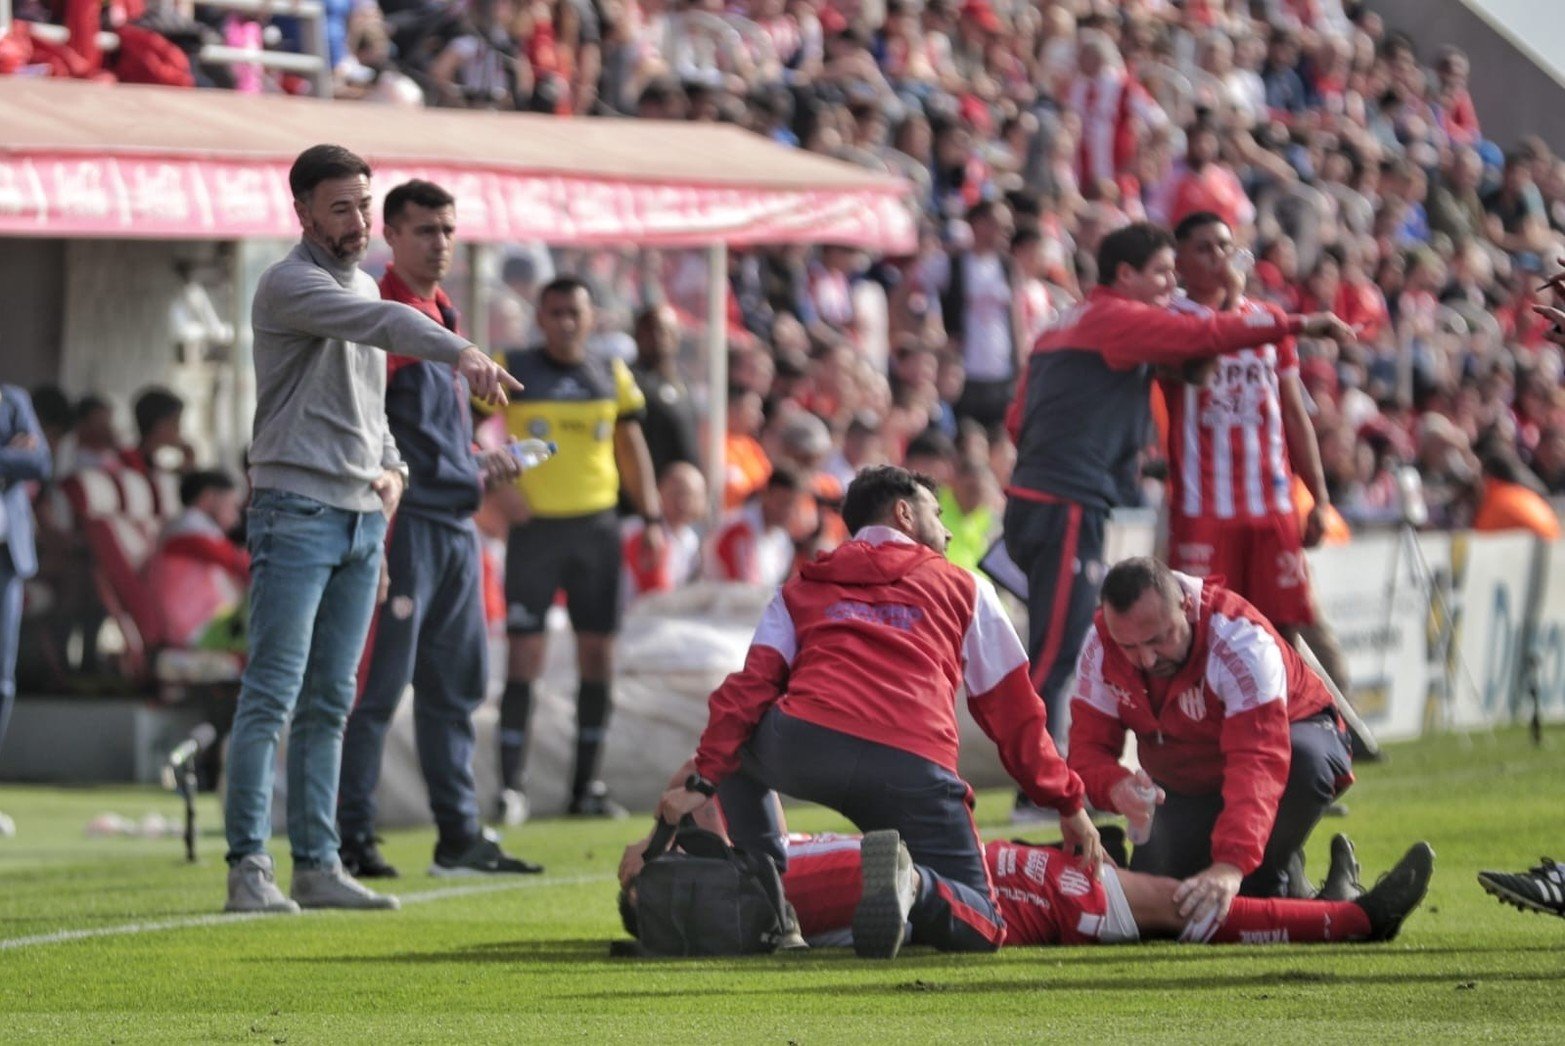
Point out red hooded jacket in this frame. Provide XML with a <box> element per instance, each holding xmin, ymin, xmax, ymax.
<box><xmin>1067</xmin><ymin>573</ymin><xmax>1344</xmax><ymax>874</ymax></box>
<box><xmin>694</xmin><ymin>526</ymin><xmax>1085</xmax><ymax>815</ymax></box>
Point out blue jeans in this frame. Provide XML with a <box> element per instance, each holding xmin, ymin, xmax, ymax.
<box><xmin>0</xmin><ymin>544</ymin><xmax>20</xmax><ymax>749</ymax></box>
<box><xmin>224</xmin><ymin>489</ymin><xmax>386</xmax><ymax>868</ymax></box>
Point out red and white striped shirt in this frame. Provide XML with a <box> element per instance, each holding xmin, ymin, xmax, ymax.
<box><xmin>1162</xmin><ymin>295</ymin><xmax>1297</xmax><ymax>521</ymax></box>
<box><xmin>1067</xmin><ymin>69</ymin><xmax>1166</xmax><ymax>188</ymax></box>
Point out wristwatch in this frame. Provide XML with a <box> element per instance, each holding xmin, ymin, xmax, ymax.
<box><xmin>684</xmin><ymin>773</ymin><xmax>717</xmax><ymax>797</ymax></box>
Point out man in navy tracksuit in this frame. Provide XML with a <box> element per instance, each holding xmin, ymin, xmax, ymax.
<box><xmin>1003</xmin><ymin>223</ymin><xmax>1352</xmax><ymax>759</ymax></box>
<box><xmin>337</xmin><ymin>180</ymin><xmax>541</xmax><ymax>878</ymax></box>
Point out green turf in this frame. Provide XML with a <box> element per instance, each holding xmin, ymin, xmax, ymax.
<box><xmin>2</xmin><ymin>726</ymin><xmax>1563</xmax><ymax>1043</ymax></box>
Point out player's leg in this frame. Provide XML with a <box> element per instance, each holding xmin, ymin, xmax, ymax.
<box><xmin>1243</xmin><ymin>711</ymin><xmax>1353</xmax><ymax>896</ymax></box>
<box><xmin>778</xmin><ymin>834</ymin><xmax>870</xmax><ymax>943</ymax></box>
<box><xmin>564</xmin><ymin>509</ymin><xmax>625</xmax><ymax>816</ymax></box>
<box><xmin>1002</xmin><ymin>498</ymin><xmax>1085</xmax><ymax>741</ymax></box>
<box><xmin>1146</xmin><ymin>841</ymin><xmax>1433</xmax><ymax>943</ymax></box>
<box><xmin>409</xmin><ymin>522</ymin><xmax>491</xmax><ymax>863</ymax></box>
<box><xmin>498</xmin><ymin>517</ymin><xmax>561</xmax><ymax>822</ymax></box>
<box><xmin>337</xmin><ymin>516</ymin><xmax>423</xmax><ymax>877</ymax></box>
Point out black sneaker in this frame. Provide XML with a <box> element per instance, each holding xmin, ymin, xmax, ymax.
<box><xmin>1317</xmin><ymin>833</ymin><xmax>1364</xmax><ymax>902</ymax></box>
<box><xmin>339</xmin><ymin>834</ymin><xmax>399</xmax><ymax>879</ymax></box>
<box><xmin>1284</xmin><ymin>849</ymin><xmax>1315</xmax><ymax>899</ymax></box>
<box><xmin>568</xmin><ymin>781</ymin><xmax>628</xmax><ymax>819</ymax></box>
<box><xmin>430</xmin><ymin>829</ymin><xmax>544</xmax><ymax>877</ymax></box>
<box><xmin>1355</xmin><ymin>842</ymin><xmax>1435</xmax><ymax>941</ymax></box>
<box><xmin>1477</xmin><ymin>857</ymin><xmax>1565</xmax><ymax>918</ymax></box>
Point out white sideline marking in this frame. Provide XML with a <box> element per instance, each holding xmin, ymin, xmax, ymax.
<box><xmin>0</xmin><ymin>872</ymin><xmax>613</xmax><ymax>952</ymax></box>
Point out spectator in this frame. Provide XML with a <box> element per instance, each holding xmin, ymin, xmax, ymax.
<box><xmin>925</xmin><ymin>200</ymin><xmax>1020</xmax><ymax>435</ymax></box>
<box><xmin>707</xmin><ymin>464</ymin><xmax>799</xmax><ymax>588</ymax></box>
<box><xmin>1066</xmin><ymin>29</ymin><xmax>1167</xmax><ymax>192</ymax></box>
<box><xmin>630</xmin><ymin>303</ymin><xmax>700</xmax><ymax>478</ymax></box>
<box><xmin>121</xmin><ymin>386</ymin><xmax>195</xmax><ymax>509</ymax></box>
<box><xmin>60</xmin><ymin>394</ymin><xmax>120</xmax><ymax>475</ymax></box>
<box><xmin>623</xmin><ymin>460</ymin><xmax>707</xmax><ymax>603</ymax></box>
<box><xmin>938</xmin><ymin>453</ymin><xmax>999</xmax><ymax>573</ymax></box>
<box><xmin>1471</xmin><ymin>446</ymin><xmax>1561</xmax><ymax>541</ymax></box>
<box><xmin>723</xmin><ymin>384</ymin><xmax>771</xmax><ymax>509</ymax></box>
<box><xmin>146</xmin><ymin>469</ymin><xmax>248</xmax><ymax>652</ymax></box>
<box><xmin>823</xmin><ymin>411</ymin><xmax>886</xmax><ymax>490</ymax></box>
<box><xmin>1484</xmin><ymin>151</ymin><xmax>1553</xmax><ymax>262</ymax></box>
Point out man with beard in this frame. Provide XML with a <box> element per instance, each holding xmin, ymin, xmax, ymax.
<box><xmin>224</xmin><ymin>145</ymin><xmax>519</xmax><ymax>915</ymax></box>
<box><xmin>1067</xmin><ymin>557</ymin><xmax>1354</xmax><ymax>925</ymax></box>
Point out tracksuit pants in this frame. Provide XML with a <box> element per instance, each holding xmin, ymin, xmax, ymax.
<box><xmin>338</xmin><ymin>513</ymin><xmax>488</xmax><ymax>849</ymax></box>
<box><xmin>1002</xmin><ymin>496</ymin><xmax>1109</xmax><ymax>745</ymax></box>
<box><xmin>1128</xmin><ymin>712</ymin><xmax>1354</xmax><ymax>896</ymax></box>
<box><xmin>718</xmin><ymin>708</ymin><xmax>1004</xmax><ymax>952</ymax></box>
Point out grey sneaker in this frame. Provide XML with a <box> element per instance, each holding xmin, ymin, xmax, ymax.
<box><xmin>225</xmin><ymin>854</ymin><xmax>302</xmax><ymax>914</ymax></box>
<box><xmin>291</xmin><ymin>863</ymin><xmax>401</xmax><ymax>910</ymax></box>
<box><xmin>853</xmin><ymin>830</ymin><xmax>917</xmax><ymax>959</ymax></box>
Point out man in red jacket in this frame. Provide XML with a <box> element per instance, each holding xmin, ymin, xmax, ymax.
<box><xmin>1067</xmin><ymin>557</ymin><xmax>1352</xmax><ymax>926</ymax></box>
<box><xmin>1003</xmin><ymin>222</ymin><xmax>1352</xmax><ymax>759</ymax></box>
<box><xmin>657</xmin><ymin>465</ymin><xmax>1100</xmax><ymax>958</ymax></box>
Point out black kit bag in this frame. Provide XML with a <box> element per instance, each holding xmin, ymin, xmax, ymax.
<box><xmin>615</xmin><ymin>818</ymin><xmax>803</xmax><ymax>957</ymax></box>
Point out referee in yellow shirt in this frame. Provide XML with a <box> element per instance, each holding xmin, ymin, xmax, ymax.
<box><xmin>495</xmin><ymin>276</ymin><xmax>663</xmax><ymax>819</ymax></box>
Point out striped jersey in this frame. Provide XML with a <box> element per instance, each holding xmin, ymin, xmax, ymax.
<box><xmin>1162</xmin><ymin>295</ymin><xmax>1297</xmax><ymax>521</ymax></box>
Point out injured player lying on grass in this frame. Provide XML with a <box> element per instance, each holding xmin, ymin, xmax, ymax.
<box><xmin>618</xmin><ymin>798</ymin><xmax>1434</xmax><ymax>959</ymax></box>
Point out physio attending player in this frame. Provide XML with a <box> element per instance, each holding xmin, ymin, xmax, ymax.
<box><xmin>223</xmin><ymin>145</ymin><xmax>519</xmax><ymax>915</ymax></box>
<box><xmin>495</xmin><ymin>276</ymin><xmax>663</xmax><ymax>820</ymax></box>
<box><xmin>1002</xmin><ymin>223</ymin><xmax>1353</xmax><ymax>751</ymax></box>
<box><xmin>336</xmin><ymin>179</ymin><xmax>541</xmax><ymax>881</ymax></box>
<box><xmin>1068</xmin><ymin>557</ymin><xmax>1354</xmax><ymax>921</ymax></box>
<box><xmin>656</xmin><ymin>465</ymin><xmax>1101</xmax><ymax>958</ymax></box>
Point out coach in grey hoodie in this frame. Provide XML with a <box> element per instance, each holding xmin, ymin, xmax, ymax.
<box><xmin>224</xmin><ymin>144</ymin><xmax>521</xmax><ymax>916</ymax></box>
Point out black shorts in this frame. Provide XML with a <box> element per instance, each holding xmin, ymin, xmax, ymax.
<box><xmin>504</xmin><ymin>509</ymin><xmax>622</xmax><ymax>635</ymax></box>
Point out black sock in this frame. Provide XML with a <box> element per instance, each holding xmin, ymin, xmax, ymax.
<box><xmin>499</xmin><ymin>680</ymin><xmax>533</xmax><ymax>791</ymax></box>
<box><xmin>572</xmin><ymin>680</ymin><xmax>612</xmax><ymax>798</ymax></box>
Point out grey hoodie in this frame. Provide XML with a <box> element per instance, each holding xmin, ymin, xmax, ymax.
<box><xmin>248</xmin><ymin>238</ymin><xmax>469</xmax><ymax>512</ymax></box>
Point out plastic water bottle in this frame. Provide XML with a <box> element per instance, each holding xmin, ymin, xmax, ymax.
<box><xmin>1126</xmin><ymin>780</ymin><xmax>1158</xmax><ymax>846</ymax></box>
<box><xmin>509</xmin><ymin>439</ymin><xmax>557</xmax><ymax>469</ymax></box>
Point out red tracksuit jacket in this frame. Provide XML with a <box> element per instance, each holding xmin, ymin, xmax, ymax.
<box><xmin>694</xmin><ymin>526</ymin><xmax>1086</xmax><ymax>815</ymax></box>
<box><xmin>1005</xmin><ymin>286</ymin><xmax>1305</xmax><ymax>511</ymax></box>
<box><xmin>1066</xmin><ymin>573</ymin><xmax>1343</xmax><ymax>873</ymax></box>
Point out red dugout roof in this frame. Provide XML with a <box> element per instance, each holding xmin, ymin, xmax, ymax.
<box><xmin>0</xmin><ymin>78</ymin><xmax>916</xmax><ymax>250</ymax></box>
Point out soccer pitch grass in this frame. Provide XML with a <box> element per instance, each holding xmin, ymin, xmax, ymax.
<box><xmin>1</xmin><ymin>727</ymin><xmax>1562</xmax><ymax>1043</ymax></box>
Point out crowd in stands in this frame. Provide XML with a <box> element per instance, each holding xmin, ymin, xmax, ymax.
<box><xmin>10</xmin><ymin>0</ymin><xmax>1565</xmax><ymax>688</ymax></box>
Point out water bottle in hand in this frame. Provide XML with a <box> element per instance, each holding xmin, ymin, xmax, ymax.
<box><xmin>509</xmin><ymin>439</ymin><xmax>557</xmax><ymax>469</ymax></box>
<box><xmin>1126</xmin><ymin>779</ymin><xmax>1158</xmax><ymax>846</ymax></box>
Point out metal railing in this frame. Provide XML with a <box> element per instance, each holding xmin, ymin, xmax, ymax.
<box><xmin>1</xmin><ymin>0</ymin><xmax>330</xmax><ymax>99</ymax></box>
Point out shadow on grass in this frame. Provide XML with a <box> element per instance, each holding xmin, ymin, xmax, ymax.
<box><xmin>287</xmin><ymin>937</ymin><xmax>1565</xmax><ymax>974</ymax></box>
<box><xmin>554</xmin><ymin>967</ymin><xmax>1565</xmax><ymax>1001</ymax></box>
